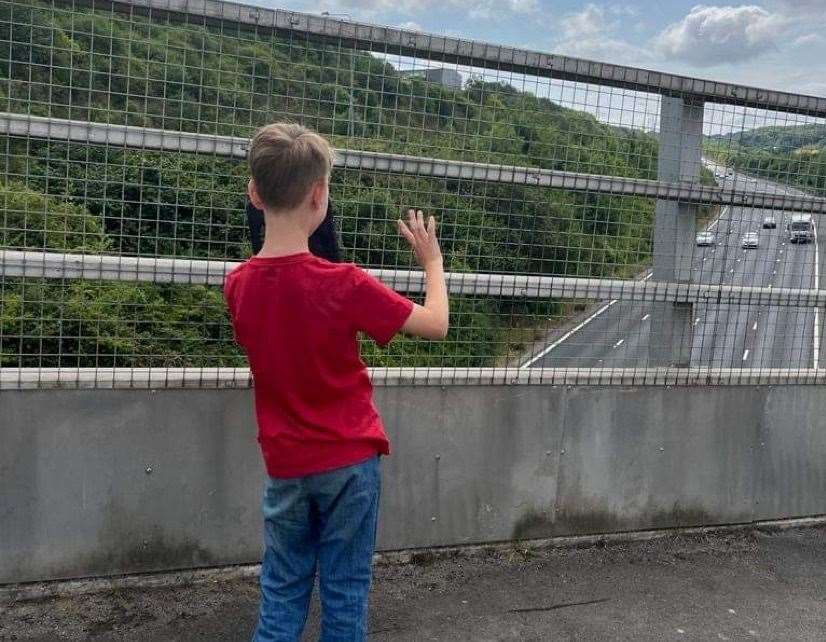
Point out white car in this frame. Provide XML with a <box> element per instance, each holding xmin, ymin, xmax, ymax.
<box><xmin>742</xmin><ymin>232</ymin><xmax>759</xmax><ymax>249</ymax></box>
<box><xmin>762</xmin><ymin>215</ymin><xmax>777</xmax><ymax>229</ymax></box>
<box><xmin>696</xmin><ymin>231</ymin><xmax>716</xmax><ymax>246</ymax></box>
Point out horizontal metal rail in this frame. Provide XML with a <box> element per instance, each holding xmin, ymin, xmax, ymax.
<box><xmin>91</xmin><ymin>0</ymin><xmax>826</xmax><ymax>117</ymax></box>
<box><xmin>3</xmin><ymin>366</ymin><xmax>826</xmax><ymax>390</ymax></box>
<box><xmin>4</xmin><ymin>249</ymin><xmax>826</xmax><ymax>307</ymax></box>
<box><xmin>4</xmin><ymin>113</ymin><xmax>826</xmax><ymax>214</ymax></box>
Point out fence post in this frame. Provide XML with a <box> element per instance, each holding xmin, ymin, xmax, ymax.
<box><xmin>650</xmin><ymin>96</ymin><xmax>704</xmax><ymax>366</ymax></box>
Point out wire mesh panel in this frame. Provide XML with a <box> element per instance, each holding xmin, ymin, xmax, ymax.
<box><xmin>2</xmin><ymin>0</ymin><xmax>826</xmax><ymax>388</ymax></box>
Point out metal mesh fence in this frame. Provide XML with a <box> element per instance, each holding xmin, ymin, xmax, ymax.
<box><xmin>2</xmin><ymin>0</ymin><xmax>826</xmax><ymax>388</ymax></box>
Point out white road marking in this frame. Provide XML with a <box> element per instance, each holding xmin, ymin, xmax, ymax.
<box><xmin>520</xmin><ymin>272</ymin><xmax>654</xmax><ymax>367</ymax></box>
<box><xmin>519</xmin><ymin>300</ymin><xmax>618</xmax><ymax>367</ymax></box>
<box><xmin>614</xmin><ymin>339</ymin><xmax>624</xmax><ymax>348</ymax></box>
<box><xmin>753</xmin><ymin>322</ymin><xmax>758</xmax><ymax>331</ymax></box>
<box><xmin>742</xmin><ymin>350</ymin><xmax>750</xmax><ymax>361</ymax></box>
<box><xmin>641</xmin><ymin>314</ymin><xmax>650</xmax><ymax>321</ymax></box>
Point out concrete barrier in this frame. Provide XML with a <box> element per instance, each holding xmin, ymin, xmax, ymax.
<box><xmin>3</xmin><ymin>385</ymin><xmax>826</xmax><ymax>584</ymax></box>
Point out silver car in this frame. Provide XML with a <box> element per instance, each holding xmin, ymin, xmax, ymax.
<box><xmin>742</xmin><ymin>232</ymin><xmax>759</xmax><ymax>249</ymax></box>
<box><xmin>762</xmin><ymin>215</ymin><xmax>777</xmax><ymax>229</ymax></box>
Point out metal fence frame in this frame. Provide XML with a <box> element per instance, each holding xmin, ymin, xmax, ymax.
<box><xmin>3</xmin><ymin>0</ymin><xmax>826</xmax><ymax>388</ymax></box>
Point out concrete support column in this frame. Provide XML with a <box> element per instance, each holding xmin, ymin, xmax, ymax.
<box><xmin>650</xmin><ymin>96</ymin><xmax>704</xmax><ymax>366</ymax></box>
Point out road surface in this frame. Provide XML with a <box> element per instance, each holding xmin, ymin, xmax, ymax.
<box><xmin>526</xmin><ymin>164</ymin><xmax>823</xmax><ymax>370</ymax></box>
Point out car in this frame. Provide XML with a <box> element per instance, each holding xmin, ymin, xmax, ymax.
<box><xmin>696</xmin><ymin>231</ymin><xmax>716</xmax><ymax>246</ymax></box>
<box><xmin>762</xmin><ymin>215</ymin><xmax>777</xmax><ymax>229</ymax></box>
<box><xmin>742</xmin><ymin>232</ymin><xmax>759</xmax><ymax>249</ymax></box>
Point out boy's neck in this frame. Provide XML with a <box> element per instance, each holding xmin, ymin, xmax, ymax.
<box><xmin>257</xmin><ymin>209</ymin><xmax>311</xmax><ymax>258</ymax></box>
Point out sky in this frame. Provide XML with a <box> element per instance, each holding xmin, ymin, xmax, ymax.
<box><xmin>239</xmin><ymin>1</ymin><xmax>826</xmax><ymax>133</ymax></box>
<box><xmin>253</xmin><ymin>1</ymin><xmax>826</xmax><ymax>98</ymax></box>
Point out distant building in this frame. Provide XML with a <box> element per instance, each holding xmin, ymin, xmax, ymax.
<box><xmin>399</xmin><ymin>67</ymin><xmax>463</xmax><ymax>90</ymax></box>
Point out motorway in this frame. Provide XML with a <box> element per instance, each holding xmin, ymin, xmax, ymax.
<box><xmin>526</xmin><ymin>163</ymin><xmax>824</xmax><ymax>370</ymax></box>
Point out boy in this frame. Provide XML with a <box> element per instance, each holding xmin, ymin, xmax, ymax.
<box><xmin>224</xmin><ymin>122</ymin><xmax>449</xmax><ymax>641</ymax></box>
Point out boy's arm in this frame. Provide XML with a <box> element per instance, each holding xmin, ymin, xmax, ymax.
<box><xmin>398</xmin><ymin>210</ymin><xmax>449</xmax><ymax>340</ymax></box>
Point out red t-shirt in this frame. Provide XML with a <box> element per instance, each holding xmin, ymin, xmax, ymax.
<box><xmin>224</xmin><ymin>253</ymin><xmax>414</xmax><ymax>478</ymax></box>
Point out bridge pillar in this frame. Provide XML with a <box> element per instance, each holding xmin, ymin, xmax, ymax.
<box><xmin>650</xmin><ymin>96</ymin><xmax>703</xmax><ymax>366</ymax></box>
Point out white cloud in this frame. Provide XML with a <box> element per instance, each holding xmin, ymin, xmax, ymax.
<box><xmin>287</xmin><ymin>0</ymin><xmax>537</xmax><ymax>20</ymax></box>
<box><xmin>793</xmin><ymin>33</ymin><xmax>822</xmax><ymax>47</ymax></box>
<box><xmin>655</xmin><ymin>5</ymin><xmax>789</xmax><ymax>67</ymax></box>
<box><xmin>467</xmin><ymin>0</ymin><xmax>539</xmax><ymax>19</ymax></box>
<box><xmin>554</xmin><ymin>4</ymin><xmax>651</xmax><ymax>64</ymax></box>
<box><xmin>560</xmin><ymin>4</ymin><xmax>606</xmax><ymax>39</ymax></box>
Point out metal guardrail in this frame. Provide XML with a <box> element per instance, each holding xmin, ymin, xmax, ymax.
<box><xmin>106</xmin><ymin>0</ymin><xmax>826</xmax><ymax>117</ymax></box>
<box><xmin>4</xmin><ymin>249</ymin><xmax>826</xmax><ymax>307</ymax></box>
<box><xmin>4</xmin><ymin>113</ymin><xmax>826</xmax><ymax>215</ymax></box>
<box><xmin>4</xmin><ymin>365</ymin><xmax>826</xmax><ymax>389</ymax></box>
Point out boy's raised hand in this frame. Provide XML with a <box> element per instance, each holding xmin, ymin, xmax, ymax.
<box><xmin>398</xmin><ymin>209</ymin><xmax>442</xmax><ymax>270</ymax></box>
<box><xmin>397</xmin><ymin>209</ymin><xmax>449</xmax><ymax>340</ymax></box>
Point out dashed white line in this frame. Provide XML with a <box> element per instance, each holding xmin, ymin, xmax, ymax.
<box><xmin>521</xmin><ymin>276</ymin><xmax>652</xmax><ymax>367</ymax></box>
<box><xmin>614</xmin><ymin>339</ymin><xmax>625</xmax><ymax>348</ymax></box>
<box><xmin>519</xmin><ymin>298</ymin><xmax>619</xmax><ymax>367</ymax></box>
<box><xmin>641</xmin><ymin>314</ymin><xmax>650</xmax><ymax>321</ymax></box>
<box><xmin>753</xmin><ymin>322</ymin><xmax>758</xmax><ymax>331</ymax></box>
<box><xmin>742</xmin><ymin>349</ymin><xmax>750</xmax><ymax>361</ymax></box>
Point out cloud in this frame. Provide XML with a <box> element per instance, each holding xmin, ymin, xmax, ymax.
<box><xmin>398</xmin><ymin>20</ymin><xmax>424</xmax><ymax>32</ymax></box>
<box><xmin>560</xmin><ymin>4</ymin><xmax>606</xmax><ymax>40</ymax></box>
<box><xmin>654</xmin><ymin>5</ymin><xmax>789</xmax><ymax>67</ymax></box>
<box><xmin>463</xmin><ymin>0</ymin><xmax>540</xmax><ymax>20</ymax></box>
<box><xmin>553</xmin><ymin>4</ymin><xmax>651</xmax><ymax>64</ymax></box>
<box><xmin>286</xmin><ymin>0</ymin><xmax>537</xmax><ymax>20</ymax></box>
<box><xmin>793</xmin><ymin>33</ymin><xmax>822</xmax><ymax>47</ymax></box>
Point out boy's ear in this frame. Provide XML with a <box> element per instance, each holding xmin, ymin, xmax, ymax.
<box><xmin>248</xmin><ymin>178</ymin><xmax>265</xmax><ymax>211</ymax></box>
<box><xmin>309</xmin><ymin>178</ymin><xmax>329</xmax><ymax>211</ymax></box>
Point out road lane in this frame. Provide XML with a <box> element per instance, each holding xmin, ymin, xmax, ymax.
<box><xmin>528</xmin><ymin>166</ymin><xmax>820</xmax><ymax>370</ymax></box>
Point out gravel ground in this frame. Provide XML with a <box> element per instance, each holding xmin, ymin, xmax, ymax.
<box><xmin>2</xmin><ymin>527</ymin><xmax>825</xmax><ymax>641</ymax></box>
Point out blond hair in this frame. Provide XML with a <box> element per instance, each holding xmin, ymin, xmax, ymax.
<box><xmin>248</xmin><ymin>122</ymin><xmax>334</xmax><ymax>211</ymax></box>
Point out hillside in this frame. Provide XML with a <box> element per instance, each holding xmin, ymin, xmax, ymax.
<box><xmin>0</xmin><ymin>0</ymin><xmax>660</xmax><ymax>368</ymax></box>
<box><xmin>707</xmin><ymin>123</ymin><xmax>826</xmax><ymax>195</ymax></box>
<box><xmin>710</xmin><ymin>124</ymin><xmax>826</xmax><ymax>154</ymax></box>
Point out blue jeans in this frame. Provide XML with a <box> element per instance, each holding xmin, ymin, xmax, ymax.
<box><xmin>253</xmin><ymin>456</ymin><xmax>381</xmax><ymax>642</ymax></box>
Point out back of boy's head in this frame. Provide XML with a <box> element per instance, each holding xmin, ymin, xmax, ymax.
<box><xmin>248</xmin><ymin>122</ymin><xmax>334</xmax><ymax>211</ymax></box>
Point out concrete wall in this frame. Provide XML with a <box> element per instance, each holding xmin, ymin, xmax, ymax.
<box><xmin>3</xmin><ymin>385</ymin><xmax>826</xmax><ymax>584</ymax></box>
